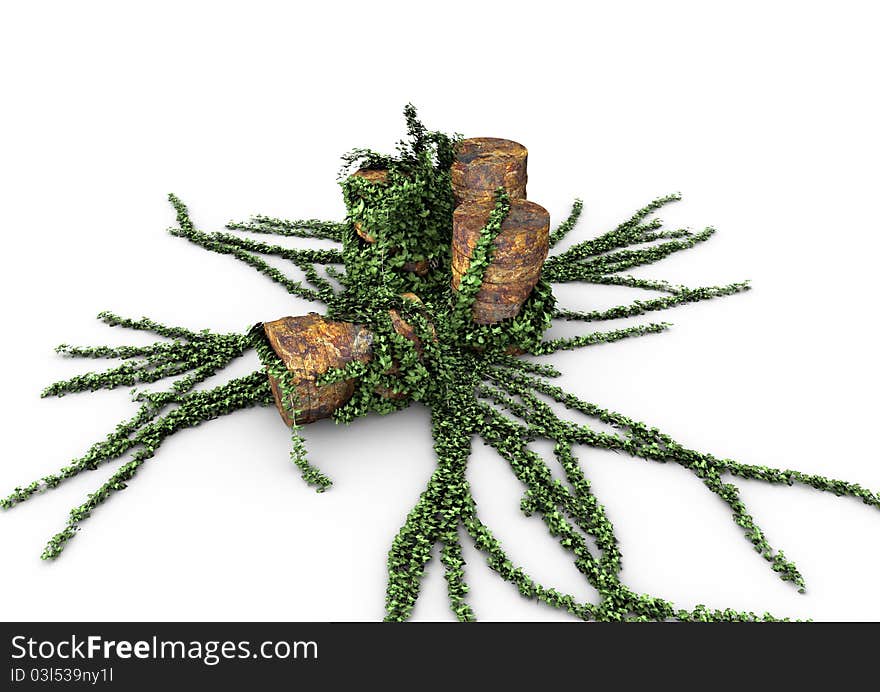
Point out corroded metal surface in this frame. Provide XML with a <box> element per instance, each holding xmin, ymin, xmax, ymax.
<box><xmin>263</xmin><ymin>299</ymin><xmax>437</xmax><ymax>419</ymax></box>
<box><xmin>264</xmin><ymin>313</ymin><xmax>373</xmax><ymax>425</ymax></box>
<box><xmin>348</xmin><ymin>168</ymin><xmax>428</xmax><ymax>276</ymax></box>
<box><xmin>352</xmin><ymin>220</ymin><xmax>374</xmax><ymax>243</ymax></box>
<box><xmin>401</xmin><ymin>259</ymin><xmax>430</xmax><ymax>276</ymax></box>
<box><xmin>375</xmin><ymin>293</ymin><xmax>435</xmax><ymax>400</ymax></box>
<box><xmin>451</xmin><ymin>137</ymin><xmax>528</xmax><ymax>206</ymax></box>
<box><xmin>390</xmin><ymin>293</ymin><xmax>436</xmax><ymax>356</ymax></box>
<box><xmin>351</xmin><ymin>169</ymin><xmax>389</xmax><ymax>185</ymax></box>
<box><xmin>451</xmin><ymin>198</ymin><xmax>550</xmax><ymax>324</ymax></box>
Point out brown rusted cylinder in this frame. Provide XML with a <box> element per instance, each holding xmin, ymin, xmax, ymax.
<box><xmin>390</xmin><ymin>293</ymin><xmax>436</xmax><ymax>355</ymax></box>
<box><xmin>351</xmin><ymin>169</ymin><xmax>389</xmax><ymax>185</ymax></box>
<box><xmin>263</xmin><ymin>313</ymin><xmax>373</xmax><ymax>425</ymax></box>
<box><xmin>375</xmin><ymin>293</ymin><xmax>435</xmax><ymax>400</ymax></box>
<box><xmin>263</xmin><ymin>298</ymin><xmax>436</xmax><ymax>419</ymax></box>
<box><xmin>348</xmin><ymin>169</ymin><xmax>428</xmax><ymax>276</ymax></box>
<box><xmin>451</xmin><ymin>137</ymin><xmax>528</xmax><ymax>206</ymax></box>
<box><xmin>349</xmin><ymin>168</ymin><xmax>389</xmax><ymax>243</ymax></box>
<box><xmin>451</xmin><ymin>198</ymin><xmax>550</xmax><ymax>324</ymax></box>
<box><xmin>401</xmin><ymin>259</ymin><xmax>430</xmax><ymax>276</ymax></box>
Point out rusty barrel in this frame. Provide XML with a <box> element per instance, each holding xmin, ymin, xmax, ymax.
<box><xmin>346</xmin><ymin>168</ymin><xmax>429</xmax><ymax>276</ymax></box>
<box><xmin>451</xmin><ymin>198</ymin><xmax>550</xmax><ymax>324</ymax></box>
<box><xmin>263</xmin><ymin>313</ymin><xmax>373</xmax><ymax>425</ymax></box>
<box><xmin>389</xmin><ymin>293</ymin><xmax>433</xmax><ymax>359</ymax></box>
<box><xmin>348</xmin><ymin>168</ymin><xmax>389</xmax><ymax>243</ymax></box>
<box><xmin>451</xmin><ymin>137</ymin><xmax>528</xmax><ymax>207</ymax></box>
<box><xmin>375</xmin><ymin>293</ymin><xmax>435</xmax><ymax>400</ymax></box>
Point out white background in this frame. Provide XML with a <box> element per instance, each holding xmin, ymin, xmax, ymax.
<box><xmin>2</xmin><ymin>1</ymin><xmax>879</xmax><ymax>622</ymax></box>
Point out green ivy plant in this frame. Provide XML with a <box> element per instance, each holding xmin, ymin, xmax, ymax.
<box><xmin>5</xmin><ymin>106</ymin><xmax>878</xmax><ymax>622</ymax></box>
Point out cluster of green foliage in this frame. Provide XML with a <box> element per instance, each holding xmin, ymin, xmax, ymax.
<box><xmin>6</xmin><ymin>106</ymin><xmax>879</xmax><ymax>622</ymax></box>
<box><xmin>338</xmin><ymin>103</ymin><xmax>457</xmax><ymax>294</ymax></box>
<box><xmin>1</xmin><ymin>311</ymin><xmax>271</xmax><ymax>558</ymax></box>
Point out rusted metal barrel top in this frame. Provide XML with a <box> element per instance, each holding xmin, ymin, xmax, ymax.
<box><xmin>263</xmin><ymin>313</ymin><xmax>373</xmax><ymax>425</ymax></box>
<box><xmin>349</xmin><ymin>168</ymin><xmax>389</xmax><ymax>243</ymax></box>
<box><xmin>451</xmin><ymin>137</ymin><xmax>528</xmax><ymax>206</ymax></box>
<box><xmin>347</xmin><ymin>169</ymin><xmax>429</xmax><ymax>276</ymax></box>
<box><xmin>451</xmin><ymin>198</ymin><xmax>550</xmax><ymax>324</ymax></box>
<box><xmin>350</xmin><ymin>169</ymin><xmax>389</xmax><ymax>185</ymax></box>
<box><xmin>375</xmin><ymin>293</ymin><xmax>436</xmax><ymax>400</ymax></box>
